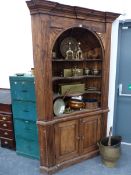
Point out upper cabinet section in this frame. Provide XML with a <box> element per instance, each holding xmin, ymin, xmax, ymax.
<box><xmin>27</xmin><ymin>0</ymin><xmax>120</xmax><ymax>120</ymax></box>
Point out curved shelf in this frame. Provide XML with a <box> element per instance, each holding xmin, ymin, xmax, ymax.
<box><xmin>53</xmin><ymin>108</ymin><xmax>102</xmax><ymax>118</ymax></box>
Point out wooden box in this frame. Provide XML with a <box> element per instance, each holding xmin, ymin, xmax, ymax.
<box><xmin>59</xmin><ymin>83</ymin><xmax>85</xmax><ymax>95</ymax></box>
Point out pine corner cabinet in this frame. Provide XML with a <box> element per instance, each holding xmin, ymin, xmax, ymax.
<box><xmin>26</xmin><ymin>0</ymin><xmax>120</xmax><ymax>174</ymax></box>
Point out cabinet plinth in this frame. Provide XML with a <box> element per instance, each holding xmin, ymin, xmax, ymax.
<box><xmin>27</xmin><ymin>0</ymin><xmax>120</xmax><ymax>174</ymax></box>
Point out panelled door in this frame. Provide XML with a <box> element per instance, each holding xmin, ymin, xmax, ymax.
<box><xmin>55</xmin><ymin>120</ymin><xmax>79</xmax><ymax>163</ymax></box>
<box><xmin>80</xmin><ymin>115</ymin><xmax>101</xmax><ymax>154</ymax></box>
<box><xmin>114</xmin><ymin>22</ymin><xmax>131</xmax><ymax>143</ymax></box>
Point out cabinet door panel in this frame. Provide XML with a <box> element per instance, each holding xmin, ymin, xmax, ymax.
<box><xmin>81</xmin><ymin>115</ymin><xmax>101</xmax><ymax>154</ymax></box>
<box><xmin>55</xmin><ymin>120</ymin><xmax>79</xmax><ymax>163</ymax></box>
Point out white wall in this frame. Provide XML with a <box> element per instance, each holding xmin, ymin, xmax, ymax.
<box><xmin>0</xmin><ymin>0</ymin><xmax>33</xmax><ymax>88</ymax></box>
<box><xmin>0</xmin><ymin>0</ymin><xmax>131</xmax><ymax>134</ymax></box>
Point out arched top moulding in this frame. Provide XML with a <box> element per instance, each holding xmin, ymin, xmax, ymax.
<box><xmin>26</xmin><ymin>0</ymin><xmax>120</xmax><ymax>23</ymax></box>
<box><xmin>52</xmin><ymin>27</ymin><xmax>104</xmax><ymax>60</ymax></box>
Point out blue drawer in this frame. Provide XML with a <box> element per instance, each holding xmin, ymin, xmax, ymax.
<box><xmin>14</xmin><ymin>119</ymin><xmax>38</xmax><ymax>141</ymax></box>
<box><xmin>10</xmin><ymin>78</ymin><xmax>36</xmax><ymax>101</ymax></box>
<box><xmin>16</xmin><ymin>137</ymin><xmax>39</xmax><ymax>159</ymax></box>
<box><xmin>12</xmin><ymin>101</ymin><xmax>37</xmax><ymax>121</ymax></box>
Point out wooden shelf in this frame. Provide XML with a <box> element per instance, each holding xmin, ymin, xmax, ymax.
<box><xmin>52</xmin><ymin>75</ymin><xmax>102</xmax><ymax>81</ymax></box>
<box><xmin>54</xmin><ymin>108</ymin><xmax>101</xmax><ymax>118</ymax></box>
<box><xmin>52</xmin><ymin>59</ymin><xmax>102</xmax><ymax>62</ymax></box>
<box><xmin>53</xmin><ymin>90</ymin><xmax>101</xmax><ymax>100</ymax></box>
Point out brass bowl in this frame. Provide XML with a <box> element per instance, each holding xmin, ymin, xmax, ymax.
<box><xmin>93</xmin><ymin>69</ymin><xmax>99</xmax><ymax>75</ymax></box>
<box><xmin>68</xmin><ymin>100</ymin><xmax>85</xmax><ymax>109</ymax></box>
<box><xmin>72</xmin><ymin>68</ymin><xmax>83</xmax><ymax>76</ymax></box>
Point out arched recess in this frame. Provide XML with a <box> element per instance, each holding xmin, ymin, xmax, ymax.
<box><xmin>51</xmin><ymin>27</ymin><xmax>104</xmax><ymax>115</ymax></box>
<box><xmin>52</xmin><ymin>27</ymin><xmax>104</xmax><ymax>60</ymax></box>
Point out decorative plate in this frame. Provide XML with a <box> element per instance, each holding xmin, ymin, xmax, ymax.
<box><xmin>60</xmin><ymin>37</ymin><xmax>77</xmax><ymax>58</ymax></box>
<box><xmin>53</xmin><ymin>98</ymin><xmax>65</xmax><ymax>116</ymax></box>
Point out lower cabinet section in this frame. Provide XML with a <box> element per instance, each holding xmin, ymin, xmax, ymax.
<box><xmin>38</xmin><ymin>113</ymin><xmax>105</xmax><ymax>174</ymax></box>
<box><xmin>16</xmin><ymin>137</ymin><xmax>39</xmax><ymax>159</ymax></box>
<box><xmin>54</xmin><ymin>115</ymin><xmax>101</xmax><ymax>163</ymax></box>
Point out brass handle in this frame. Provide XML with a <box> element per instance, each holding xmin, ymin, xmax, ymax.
<box><xmin>22</xmin><ymin>90</ymin><xmax>28</xmax><ymax>93</ymax></box>
<box><xmin>23</xmin><ymin>109</ymin><xmax>29</xmax><ymax>112</ymax></box>
<box><xmin>76</xmin><ymin>136</ymin><xmax>80</xmax><ymax>140</ymax></box>
<box><xmin>4</xmin><ymin>132</ymin><xmax>8</xmax><ymax>135</ymax></box>
<box><xmin>2</xmin><ymin>117</ymin><xmax>6</xmax><ymax>120</ymax></box>
<box><xmin>80</xmin><ymin>119</ymin><xmax>86</xmax><ymax>123</ymax></box>
<box><xmin>25</xmin><ymin>120</ymin><xmax>29</xmax><ymax>124</ymax></box>
<box><xmin>4</xmin><ymin>141</ymin><xmax>8</xmax><ymax>144</ymax></box>
<box><xmin>82</xmin><ymin>136</ymin><xmax>85</xmax><ymax>140</ymax></box>
<box><xmin>3</xmin><ymin>123</ymin><xmax>7</xmax><ymax>127</ymax></box>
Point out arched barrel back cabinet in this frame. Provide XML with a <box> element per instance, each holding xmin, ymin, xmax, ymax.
<box><xmin>26</xmin><ymin>0</ymin><xmax>120</xmax><ymax>174</ymax></box>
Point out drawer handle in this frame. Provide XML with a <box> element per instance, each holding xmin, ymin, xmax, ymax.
<box><xmin>22</xmin><ymin>90</ymin><xmax>28</xmax><ymax>93</ymax></box>
<box><xmin>2</xmin><ymin>117</ymin><xmax>6</xmax><ymax>120</ymax></box>
<box><xmin>25</xmin><ymin>127</ymin><xmax>32</xmax><ymax>131</ymax></box>
<box><xmin>23</xmin><ymin>110</ymin><xmax>29</xmax><ymax>113</ymax></box>
<box><xmin>4</xmin><ymin>132</ymin><xmax>8</xmax><ymax>135</ymax></box>
<box><xmin>4</xmin><ymin>141</ymin><xmax>8</xmax><ymax>144</ymax></box>
<box><xmin>25</xmin><ymin>120</ymin><xmax>29</xmax><ymax>124</ymax></box>
<box><xmin>3</xmin><ymin>123</ymin><xmax>7</xmax><ymax>127</ymax></box>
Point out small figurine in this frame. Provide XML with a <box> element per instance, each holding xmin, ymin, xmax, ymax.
<box><xmin>72</xmin><ymin>66</ymin><xmax>77</xmax><ymax>77</ymax></box>
<box><xmin>65</xmin><ymin>42</ymin><xmax>74</xmax><ymax>60</ymax></box>
<box><xmin>76</xmin><ymin>42</ymin><xmax>83</xmax><ymax>60</ymax></box>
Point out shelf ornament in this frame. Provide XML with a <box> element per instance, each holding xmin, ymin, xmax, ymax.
<box><xmin>65</xmin><ymin>42</ymin><xmax>74</xmax><ymax>60</ymax></box>
<box><xmin>76</xmin><ymin>42</ymin><xmax>83</xmax><ymax>60</ymax></box>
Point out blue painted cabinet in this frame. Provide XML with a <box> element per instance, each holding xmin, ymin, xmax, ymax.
<box><xmin>9</xmin><ymin>75</ymin><xmax>39</xmax><ymax>159</ymax></box>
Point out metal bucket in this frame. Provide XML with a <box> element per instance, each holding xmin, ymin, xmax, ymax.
<box><xmin>99</xmin><ymin>136</ymin><xmax>122</xmax><ymax>168</ymax></box>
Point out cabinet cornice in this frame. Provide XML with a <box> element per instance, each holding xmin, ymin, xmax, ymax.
<box><xmin>26</xmin><ymin>0</ymin><xmax>120</xmax><ymax>23</ymax></box>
